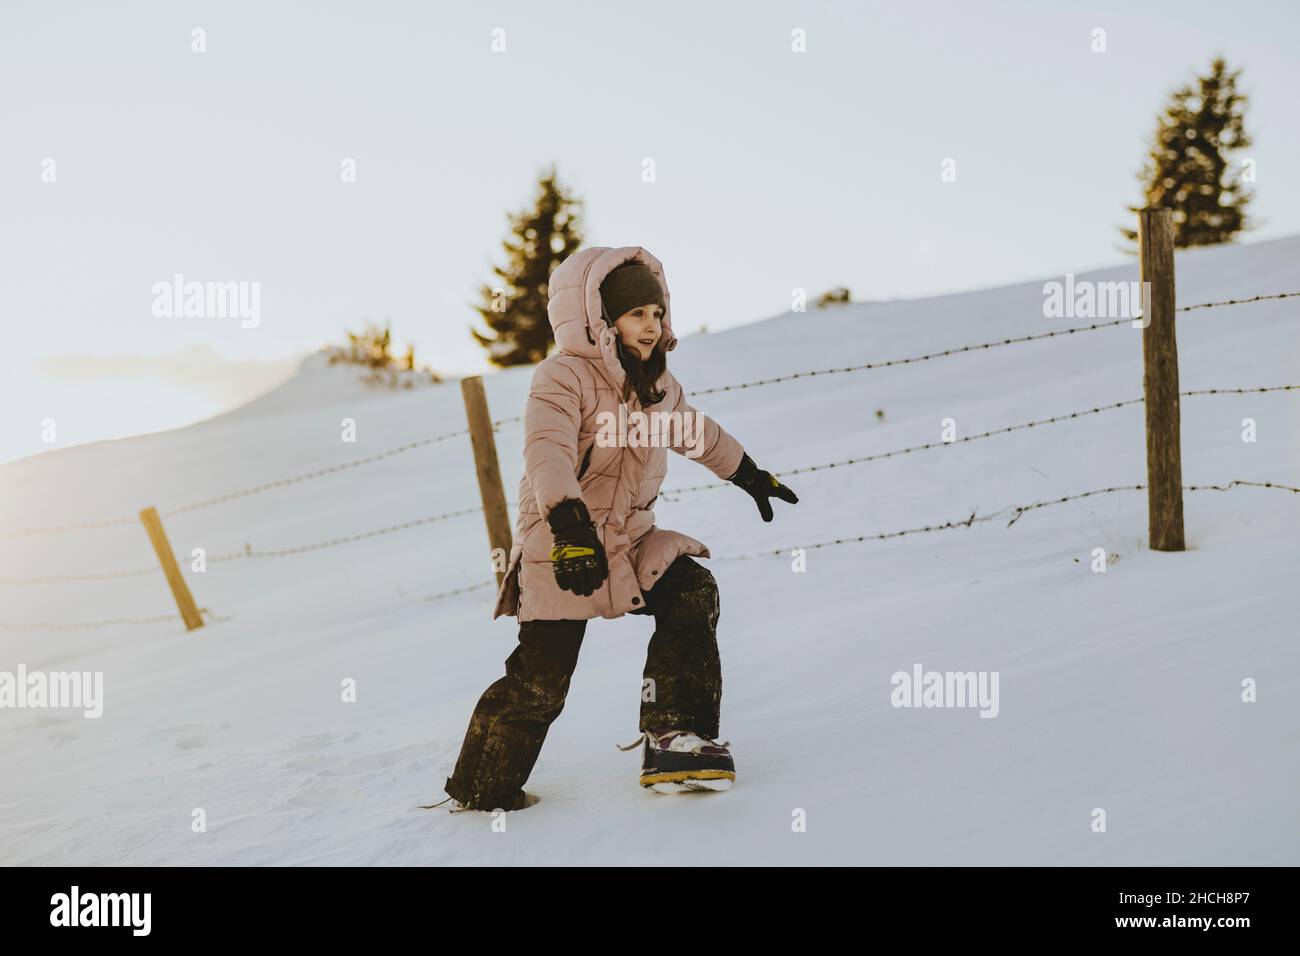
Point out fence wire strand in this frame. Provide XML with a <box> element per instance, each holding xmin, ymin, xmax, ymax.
<box><xmin>3</xmin><ymin>286</ymin><xmax>1296</xmax><ymax>629</ymax></box>
<box><xmin>1174</xmin><ymin>290</ymin><xmax>1300</xmax><ymax>313</ymax></box>
<box><xmin>663</xmin><ymin>385</ymin><xmax>1299</xmax><ymax>495</ymax></box>
<box><xmin>4</xmin><ymin>290</ymin><xmax>1294</xmax><ymax>537</ymax></box>
<box><xmin>0</xmin><ymin>506</ymin><xmax>485</xmax><ymax>584</ymax></box>
<box><xmin>0</xmin><ymin>565</ymin><xmax>161</xmax><ymax>585</ymax></box>
<box><xmin>0</xmin><ymin>417</ymin><xmax>518</xmax><ymax>539</ymax></box>
<box><xmin>417</xmin><ymin>579</ymin><xmax>498</xmax><ymax>602</ymax></box>
<box><xmin>714</xmin><ymin>479</ymin><xmax>1300</xmax><ymax>560</ymax></box>
<box><xmin>687</xmin><ymin>291</ymin><xmax>1300</xmax><ymax>398</ymax></box>
<box><xmin>686</xmin><ymin>317</ymin><xmax>1135</xmax><ymax>397</ymax></box>
<box><xmin>5</xmin><ymin>481</ymin><xmax>1295</xmax><ymax>628</ymax></box>
<box><xmin>5</xmin><ymin>380</ymin><xmax>1295</xmax><ymax>583</ymax></box>
<box><xmin>0</xmin><ymin>606</ymin><xmax>231</xmax><ymax>632</ymax></box>
<box><xmin>204</xmin><ymin>507</ymin><xmax>484</xmax><ymax>561</ymax></box>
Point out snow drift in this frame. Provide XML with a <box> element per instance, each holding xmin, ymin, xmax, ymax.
<box><xmin>2</xmin><ymin>237</ymin><xmax>1298</xmax><ymax>865</ymax></box>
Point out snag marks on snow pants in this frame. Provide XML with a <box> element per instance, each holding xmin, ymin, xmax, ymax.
<box><xmin>442</xmin><ymin>556</ymin><xmax>722</xmax><ymax>811</ymax></box>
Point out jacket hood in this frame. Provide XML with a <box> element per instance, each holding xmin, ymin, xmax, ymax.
<box><xmin>546</xmin><ymin>246</ymin><xmax>678</xmax><ymax>396</ymax></box>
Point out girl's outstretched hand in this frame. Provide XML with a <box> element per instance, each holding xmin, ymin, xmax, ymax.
<box><xmin>727</xmin><ymin>453</ymin><xmax>799</xmax><ymax>522</ymax></box>
<box><xmin>546</xmin><ymin>497</ymin><xmax>609</xmax><ymax>596</ymax></box>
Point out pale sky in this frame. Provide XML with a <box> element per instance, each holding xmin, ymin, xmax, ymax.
<box><xmin>3</xmin><ymin>0</ymin><xmax>1297</xmax><ymax>464</ymax></box>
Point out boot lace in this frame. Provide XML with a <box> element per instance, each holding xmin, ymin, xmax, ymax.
<box><xmin>616</xmin><ymin>729</ymin><xmax>730</xmax><ymax>752</ymax></box>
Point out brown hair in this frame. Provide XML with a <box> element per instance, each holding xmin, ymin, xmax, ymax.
<box><xmin>599</xmin><ymin>299</ymin><xmax>668</xmax><ymax>407</ymax></box>
<box><xmin>615</xmin><ymin>337</ymin><xmax>668</xmax><ymax>407</ymax></box>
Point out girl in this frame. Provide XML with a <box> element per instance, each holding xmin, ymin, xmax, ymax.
<box><xmin>440</xmin><ymin>246</ymin><xmax>798</xmax><ymax>812</ymax></box>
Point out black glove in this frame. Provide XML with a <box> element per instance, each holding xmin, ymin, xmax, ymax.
<box><xmin>728</xmin><ymin>453</ymin><xmax>799</xmax><ymax>522</ymax></box>
<box><xmin>546</xmin><ymin>498</ymin><xmax>609</xmax><ymax>597</ymax></box>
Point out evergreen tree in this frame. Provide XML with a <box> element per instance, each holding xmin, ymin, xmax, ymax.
<box><xmin>1122</xmin><ymin>58</ymin><xmax>1252</xmax><ymax>248</ymax></box>
<box><xmin>471</xmin><ymin>166</ymin><xmax>584</xmax><ymax>366</ymax></box>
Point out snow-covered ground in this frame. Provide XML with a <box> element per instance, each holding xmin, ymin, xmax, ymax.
<box><xmin>2</xmin><ymin>238</ymin><xmax>1298</xmax><ymax>865</ymax></box>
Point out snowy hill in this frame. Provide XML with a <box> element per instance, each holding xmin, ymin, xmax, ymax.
<box><xmin>2</xmin><ymin>237</ymin><xmax>1298</xmax><ymax>865</ymax></box>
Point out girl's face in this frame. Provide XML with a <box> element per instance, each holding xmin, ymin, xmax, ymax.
<box><xmin>612</xmin><ymin>303</ymin><xmax>664</xmax><ymax>361</ymax></box>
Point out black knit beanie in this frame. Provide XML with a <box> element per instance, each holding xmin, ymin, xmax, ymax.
<box><xmin>599</xmin><ymin>261</ymin><xmax>665</xmax><ymax>326</ymax></box>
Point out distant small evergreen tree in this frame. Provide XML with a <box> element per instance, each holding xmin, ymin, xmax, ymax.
<box><xmin>326</xmin><ymin>319</ymin><xmax>439</xmax><ymax>388</ymax></box>
<box><xmin>1122</xmin><ymin>58</ymin><xmax>1253</xmax><ymax>249</ymax></box>
<box><xmin>816</xmin><ymin>287</ymin><xmax>852</xmax><ymax>307</ymax></box>
<box><xmin>471</xmin><ymin>166</ymin><xmax>584</xmax><ymax>366</ymax></box>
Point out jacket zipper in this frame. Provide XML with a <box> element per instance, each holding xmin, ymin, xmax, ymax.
<box><xmin>606</xmin><ymin>442</ymin><xmax>625</xmax><ymax>608</ymax></box>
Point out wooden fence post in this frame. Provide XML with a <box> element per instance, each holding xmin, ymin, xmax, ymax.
<box><xmin>1137</xmin><ymin>208</ymin><xmax>1186</xmax><ymax>551</ymax></box>
<box><xmin>139</xmin><ymin>506</ymin><xmax>205</xmax><ymax>631</ymax></box>
<box><xmin>461</xmin><ymin>376</ymin><xmax>513</xmax><ymax>588</ymax></box>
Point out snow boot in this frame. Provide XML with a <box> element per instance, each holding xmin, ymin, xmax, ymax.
<box><xmin>617</xmin><ymin>727</ymin><xmax>735</xmax><ymax>793</ymax></box>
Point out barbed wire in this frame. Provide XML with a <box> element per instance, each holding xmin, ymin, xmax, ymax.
<box><xmin>1004</xmin><ymin>479</ymin><xmax>1299</xmax><ymax>527</ymax></box>
<box><xmin>0</xmin><ymin>513</ymin><xmax>139</xmax><ymax>535</ymax></box>
<box><xmin>0</xmin><ymin>576</ymin><xmax>494</xmax><ymax>633</ymax></box>
<box><xmin>6</xmin><ymin>380</ymin><xmax>1294</xmax><ymax>582</ymax></box>
<box><xmin>0</xmin><ymin>606</ymin><xmax>231</xmax><ymax>632</ymax></box>
<box><xmin>661</xmin><ymin>385</ymin><xmax>1300</xmax><ymax>495</ymax></box>
<box><xmin>0</xmin><ymin>416</ymin><xmax>518</xmax><ymax>539</ymax></box>
<box><xmin>417</xmin><ymin>579</ymin><xmax>498</xmax><ymax>602</ymax></box>
<box><xmin>713</xmin><ymin>479</ymin><xmax>1300</xmax><ymax>560</ymax></box>
<box><xmin>685</xmin><ymin>317</ymin><xmax>1133</xmax><ymax>396</ymax></box>
<box><xmin>686</xmin><ymin>292</ymin><xmax>1300</xmax><ymax>398</ymax></box>
<box><xmin>202</xmin><ymin>506</ymin><xmax>485</xmax><ymax>561</ymax></box>
<box><xmin>6</xmin><ymin>481</ymin><xmax>1294</xmax><ymax>626</ymax></box>
<box><xmin>1185</xmin><ymin>479</ymin><xmax>1300</xmax><ymax>493</ymax></box>
<box><xmin>0</xmin><ymin>505</ymin><xmax>486</xmax><ymax>584</ymax></box>
<box><xmin>3</xmin><ymin>290</ymin><xmax>1294</xmax><ymax>539</ymax></box>
<box><xmin>1175</xmin><ymin>291</ymin><xmax>1300</xmax><ymax>313</ymax></box>
<box><xmin>161</xmin><ymin>428</ymin><xmax>475</xmax><ymax>518</ymax></box>
<box><xmin>0</xmin><ymin>565</ymin><xmax>161</xmax><ymax>584</ymax></box>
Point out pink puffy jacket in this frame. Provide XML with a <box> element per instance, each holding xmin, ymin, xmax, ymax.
<box><xmin>492</xmin><ymin>246</ymin><xmax>746</xmax><ymax>622</ymax></box>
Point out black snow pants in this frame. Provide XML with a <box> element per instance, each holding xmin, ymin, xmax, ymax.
<box><xmin>442</xmin><ymin>554</ymin><xmax>722</xmax><ymax>811</ymax></box>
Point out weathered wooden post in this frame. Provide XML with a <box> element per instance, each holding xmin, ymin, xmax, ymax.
<box><xmin>139</xmin><ymin>506</ymin><xmax>205</xmax><ymax>631</ymax></box>
<box><xmin>1137</xmin><ymin>208</ymin><xmax>1186</xmax><ymax>551</ymax></box>
<box><xmin>461</xmin><ymin>376</ymin><xmax>513</xmax><ymax>587</ymax></box>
